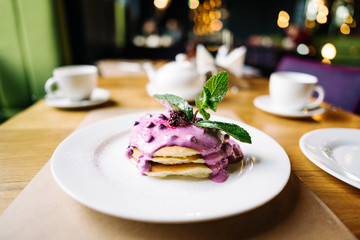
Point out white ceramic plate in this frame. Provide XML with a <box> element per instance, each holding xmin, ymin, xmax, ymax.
<box><xmin>45</xmin><ymin>88</ymin><xmax>111</xmax><ymax>109</ymax></box>
<box><xmin>51</xmin><ymin>112</ymin><xmax>291</xmax><ymax>223</ymax></box>
<box><xmin>300</xmin><ymin>128</ymin><xmax>360</xmax><ymax>189</ymax></box>
<box><xmin>254</xmin><ymin>95</ymin><xmax>325</xmax><ymax>118</ymax></box>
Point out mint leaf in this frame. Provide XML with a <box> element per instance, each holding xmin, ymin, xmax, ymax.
<box><xmin>154</xmin><ymin>94</ymin><xmax>193</xmax><ymax>122</ymax></box>
<box><xmin>195</xmin><ymin>72</ymin><xmax>228</xmax><ymax>119</ymax></box>
<box><xmin>198</xmin><ymin>107</ymin><xmax>210</xmax><ymax>120</ymax></box>
<box><xmin>205</xmin><ymin>71</ymin><xmax>229</xmax><ymax>105</ymax></box>
<box><xmin>195</xmin><ymin>87</ymin><xmax>212</xmax><ymax>120</ymax></box>
<box><xmin>195</xmin><ymin>120</ymin><xmax>252</xmax><ymax>144</ymax></box>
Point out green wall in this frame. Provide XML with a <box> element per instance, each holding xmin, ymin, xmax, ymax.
<box><xmin>0</xmin><ymin>0</ymin><xmax>65</xmax><ymax>120</ymax></box>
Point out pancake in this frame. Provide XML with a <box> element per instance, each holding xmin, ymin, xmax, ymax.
<box><xmin>126</xmin><ymin>112</ymin><xmax>245</xmax><ymax>182</ymax></box>
<box><xmin>132</xmin><ymin>147</ymin><xmax>205</xmax><ymax>165</ymax></box>
<box><xmin>131</xmin><ymin>146</ymin><xmax>212</xmax><ymax>178</ymax></box>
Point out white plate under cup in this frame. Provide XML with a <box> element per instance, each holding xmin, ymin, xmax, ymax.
<box><xmin>45</xmin><ymin>65</ymin><xmax>98</xmax><ymax>101</ymax></box>
<box><xmin>269</xmin><ymin>71</ymin><xmax>325</xmax><ymax>111</ymax></box>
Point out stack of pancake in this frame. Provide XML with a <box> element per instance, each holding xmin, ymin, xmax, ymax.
<box><xmin>131</xmin><ymin>146</ymin><xmax>212</xmax><ymax>178</ymax></box>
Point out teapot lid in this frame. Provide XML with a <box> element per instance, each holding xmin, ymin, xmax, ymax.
<box><xmin>158</xmin><ymin>54</ymin><xmax>197</xmax><ymax>77</ymax></box>
<box><xmin>175</xmin><ymin>53</ymin><xmax>187</xmax><ymax>63</ymax></box>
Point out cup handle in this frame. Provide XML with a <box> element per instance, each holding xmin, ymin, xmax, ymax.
<box><xmin>44</xmin><ymin>78</ymin><xmax>58</xmax><ymax>97</ymax></box>
<box><xmin>306</xmin><ymin>85</ymin><xmax>325</xmax><ymax>109</ymax></box>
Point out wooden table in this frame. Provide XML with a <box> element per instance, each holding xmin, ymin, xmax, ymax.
<box><xmin>1</xmin><ymin>73</ymin><xmax>360</xmax><ymax>237</ymax></box>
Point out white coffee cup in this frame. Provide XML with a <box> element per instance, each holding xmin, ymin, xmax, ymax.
<box><xmin>269</xmin><ymin>71</ymin><xmax>325</xmax><ymax>111</ymax></box>
<box><xmin>45</xmin><ymin>65</ymin><xmax>98</xmax><ymax>101</ymax></box>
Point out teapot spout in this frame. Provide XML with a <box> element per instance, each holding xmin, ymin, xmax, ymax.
<box><xmin>143</xmin><ymin>62</ymin><xmax>157</xmax><ymax>83</ymax></box>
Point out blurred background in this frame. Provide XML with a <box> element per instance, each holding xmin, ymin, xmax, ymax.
<box><xmin>0</xmin><ymin>0</ymin><xmax>359</xmax><ymax>121</ymax></box>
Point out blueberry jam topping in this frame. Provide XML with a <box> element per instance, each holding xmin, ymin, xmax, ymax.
<box><xmin>170</xmin><ymin>135</ymin><xmax>178</xmax><ymax>141</ymax></box>
<box><xmin>190</xmin><ymin>136</ymin><xmax>197</xmax><ymax>143</ymax></box>
<box><xmin>146</xmin><ymin>122</ymin><xmax>155</xmax><ymax>128</ymax></box>
<box><xmin>168</xmin><ymin>110</ymin><xmax>190</xmax><ymax>127</ymax></box>
<box><xmin>125</xmin><ymin>146</ymin><xmax>134</xmax><ymax>158</ymax></box>
<box><xmin>158</xmin><ymin>114</ymin><xmax>168</xmax><ymax>120</ymax></box>
<box><xmin>145</xmin><ymin>135</ymin><xmax>154</xmax><ymax>143</ymax></box>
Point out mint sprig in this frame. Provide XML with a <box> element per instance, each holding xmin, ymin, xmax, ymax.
<box><xmin>195</xmin><ymin>71</ymin><xmax>228</xmax><ymax>119</ymax></box>
<box><xmin>153</xmin><ymin>71</ymin><xmax>251</xmax><ymax>144</ymax></box>
<box><xmin>195</xmin><ymin>120</ymin><xmax>252</xmax><ymax>144</ymax></box>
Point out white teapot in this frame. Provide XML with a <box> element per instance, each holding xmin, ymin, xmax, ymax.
<box><xmin>144</xmin><ymin>54</ymin><xmax>205</xmax><ymax>101</ymax></box>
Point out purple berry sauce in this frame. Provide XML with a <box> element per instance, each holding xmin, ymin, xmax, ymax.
<box><xmin>126</xmin><ymin>113</ymin><xmax>243</xmax><ymax>183</ymax></box>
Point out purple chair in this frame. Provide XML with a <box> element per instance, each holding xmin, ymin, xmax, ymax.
<box><xmin>276</xmin><ymin>56</ymin><xmax>360</xmax><ymax>114</ymax></box>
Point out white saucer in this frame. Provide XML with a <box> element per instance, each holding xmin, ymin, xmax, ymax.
<box><xmin>253</xmin><ymin>95</ymin><xmax>325</xmax><ymax>118</ymax></box>
<box><xmin>45</xmin><ymin>88</ymin><xmax>111</xmax><ymax>109</ymax></box>
<box><xmin>300</xmin><ymin>128</ymin><xmax>360</xmax><ymax>189</ymax></box>
<box><xmin>146</xmin><ymin>83</ymin><xmax>202</xmax><ymax>101</ymax></box>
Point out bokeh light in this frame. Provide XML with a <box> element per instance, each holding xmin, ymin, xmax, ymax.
<box><xmin>318</xmin><ymin>4</ymin><xmax>329</xmax><ymax>15</ymax></box>
<box><xmin>191</xmin><ymin>0</ymin><xmax>223</xmax><ymax>35</ymax></box>
<box><xmin>154</xmin><ymin>0</ymin><xmax>169</xmax><ymax>9</ymax></box>
<box><xmin>321</xmin><ymin>43</ymin><xmax>337</xmax><ymax>60</ymax></box>
<box><xmin>335</xmin><ymin>6</ymin><xmax>350</xmax><ymax>26</ymax></box>
<box><xmin>278</xmin><ymin>11</ymin><xmax>290</xmax><ymax>21</ymax></box>
<box><xmin>277</xmin><ymin>11</ymin><xmax>290</xmax><ymax>28</ymax></box>
<box><xmin>306</xmin><ymin>0</ymin><xmax>329</xmax><ymax>25</ymax></box>
<box><xmin>297</xmin><ymin>44</ymin><xmax>310</xmax><ymax>55</ymax></box>
<box><xmin>340</xmin><ymin>23</ymin><xmax>350</xmax><ymax>34</ymax></box>
<box><xmin>322</xmin><ymin>58</ymin><xmax>331</xmax><ymax>64</ymax></box>
<box><xmin>188</xmin><ymin>0</ymin><xmax>199</xmax><ymax>9</ymax></box>
<box><xmin>210</xmin><ymin>19</ymin><xmax>223</xmax><ymax>32</ymax></box>
<box><xmin>316</xmin><ymin>13</ymin><xmax>327</xmax><ymax>24</ymax></box>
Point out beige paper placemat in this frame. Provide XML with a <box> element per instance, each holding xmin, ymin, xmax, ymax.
<box><xmin>0</xmin><ymin>108</ymin><xmax>356</xmax><ymax>240</ymax></box>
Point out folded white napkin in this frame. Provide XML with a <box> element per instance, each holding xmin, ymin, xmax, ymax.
<box><xmin>196</xmin><ymin>44</ymin><xmax>247</xmax><ymax>77</ymax></box>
